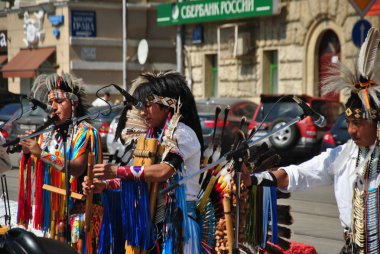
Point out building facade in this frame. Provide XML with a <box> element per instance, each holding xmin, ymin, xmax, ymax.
<box><xmin>0</xmin><ymin>0</ymin><xmax>380</xmax><ymax>102</ymax></box>
<box><xmin>0</xmin><ymin>0</ymin><xmax>176</xmax><ymax>101</ymax></box>
<box><xmin>159</xmin><ymin>0</ymin><xmax>380</xmax><ymax>102</ymax></box>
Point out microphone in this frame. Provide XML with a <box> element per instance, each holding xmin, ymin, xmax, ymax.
<box><xmin>112</xmin><ymin>84</ymin><xmax>144</xmax><ymax>110</ymax></box>
<box><xmin>22</xmin><ymin>95</ymin><xmax>53</xmax><ymax>113</ymax></box>
<box><xmin>292</xmin><ymin>96</ymin><xmax>326</xmax><ymax>127</ymax></box>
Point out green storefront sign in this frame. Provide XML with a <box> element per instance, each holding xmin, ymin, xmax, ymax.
<box><xmin>157</xmin><ymin>0</ymin><xmax>280</xmax><ymax>26</ymax></box>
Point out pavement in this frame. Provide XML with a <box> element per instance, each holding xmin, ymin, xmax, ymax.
<box><xmin>282</xmin><ymin>186</ymin><xmax>344</xmax><ymax>254</ymax></box>
<box><xmin>1</xmin><ymin>153</ymin><xmax>345</xmax><ymax>254</ymax></box>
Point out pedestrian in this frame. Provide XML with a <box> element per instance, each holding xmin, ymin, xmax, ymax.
<box><xmin>0</xmin><ymin>132</ymin><xmax>12</xmax><ymax>173</ymax></box>
<box><xmin>83</xmin><ymin>70</ymin><xmax>204</xmax><ymax>254</ymax></box>
<box><xmin>250</xmin><ymin>27</ymin><xmax>380</xmax><ymax>254</ymax></box>
<box><xmin>18</xmin><ymin>73</ymin><xmax>103</xmax><ymax>252</ymax></box>
<box><xmin>91</xmin><ymin>91</ymin><xmax>113</xmax><ymax>107</ymax></box>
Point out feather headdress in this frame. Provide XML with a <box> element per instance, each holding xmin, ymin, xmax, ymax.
<box><xmin>31</xmin><ymin>72</ymin><xmax>89</xmax><ymax>117</ymax></box>
<box><xmin>322</xmin><ymin>27</ymin><xmax>380</xmax><ymax>120</ymax></box>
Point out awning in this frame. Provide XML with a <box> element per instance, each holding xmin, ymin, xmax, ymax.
<box><xmin>0</xmin><ymin>55</ymin><xmax>7</xmax><ymax>66</ymax></box>
<box><xmin>2</xmin><ymin>47</ymin><xmax>55</xmax><ymax>78</ymax></box>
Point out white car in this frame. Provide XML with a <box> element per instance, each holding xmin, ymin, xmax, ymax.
<box><xmin>106</xmin><ymin>115</ymin><xmax>133</xmax><ymax>164</ymax></box>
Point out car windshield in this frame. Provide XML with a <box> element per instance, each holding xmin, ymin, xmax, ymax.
<box><xmin>197</xmin><ymin>103</ymin><xmax>222</xmax><ymax>114</ymax></box>
<box><xmin>255</xmin><ymin>102</ymin><xmax>303</xmax><ymax>122</ymax></box>
<box><xmin>197</xmin><ymin>103</ymin><xmax>228</xmax><ymax>118</ymax></box>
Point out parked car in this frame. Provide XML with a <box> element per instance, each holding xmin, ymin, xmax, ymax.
<box><xmin>89</xmin><ymin>106</ymin><xmax>124</xmax><ymax>152</ymax></box>
<box><xmin>196</xmin><ymin>97</ymin><xmax>258</xmax><ymax>154</ymax></box>
<box><xmin>106</xmin><ymin>114</ymin><xmax>129</xmax><ymax>163</ymax></box>
<box><xmin>0</xmin><ymin>103</ymin><xmax>24</xmax><ymax>140</ymax></box>
<box><xmin>248</xmin><ymin>94</ymin><xmax>344</xmax><ymax>162</ymax></box>
<box><xmin>0</xmin><ymin>91</ymin><xmax>21</xmax><ymax>109</ymax></box>
<box><xmin>321</xmin><ymin>113</ymin><xmax>350</xmax><ymax>151</ymax></box>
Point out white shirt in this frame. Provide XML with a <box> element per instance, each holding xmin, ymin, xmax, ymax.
<box><xmin>282</xmin><ymin>139</ymin><xmax>361</xmax><ymax>229</ymax></box>
<box><xmin>173</xmin><ymin>122</ymin><xmax>201</xmax><ymax>201</ymax></box>
<box><xmin>0</xmin><ymin>133</ymin><xmax>12</xmax><ymax>173</ymax></box>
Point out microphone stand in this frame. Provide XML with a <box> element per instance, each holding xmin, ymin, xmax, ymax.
<box><xmin>160</xmin><ymin>115</ymin><xmax>303</xmax><ymax>194</ymax></box>
<box><xmin>3</xmin><ymin>103</ymin><xmax>126</xmax><ymax>147</ymax></box>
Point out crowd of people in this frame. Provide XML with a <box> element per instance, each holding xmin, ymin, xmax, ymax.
<box><xmin>2</xmin><ymin>27</ymin><xmax>380</xmax><ymax>254</ymax></box>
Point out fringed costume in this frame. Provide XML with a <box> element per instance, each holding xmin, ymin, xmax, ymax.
<box><xmin>17</xmin><ymin>73</ymin><xmax>103</xmax><ymax>253</ymax></box>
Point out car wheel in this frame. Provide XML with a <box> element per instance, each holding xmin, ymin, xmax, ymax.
<box><xmin>269</xmin><ymin>117</ymin><xmax>300</xmax><ymax>150</ymax></box>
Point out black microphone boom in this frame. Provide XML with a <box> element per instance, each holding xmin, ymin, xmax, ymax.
<box><xmin>292</xmin><ymin>96</ymin><xmax>326</xmax><ymax>128</ymax></box>
<box><xmin>112</xmin><ymin>84</ymin><xmax>144</xmax><ymax>110</ymax></box>
<box><xmin>4</xmin><ymin>115</ymin><xmax>59</xmax><ymax>152</ymax></box>
<box><xmin>22</xmin><ymin>95</ymin><xmax>52</xmax><ymax>112</ymax></box>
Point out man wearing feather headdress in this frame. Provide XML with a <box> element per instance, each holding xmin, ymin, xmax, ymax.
<box><xmin>83</xmin><ymin>70</ymin><xmax>204</xmax><ymax>254</ymax></box>
<box><xmin>17</xmin><ymin>73</ymin><xmax>103</xmax><ymax>252</ymax></box>
<box><xmin>250</xmin><ymin>27</ymin><xmax>380</xmax><ymax>253</ymax></box>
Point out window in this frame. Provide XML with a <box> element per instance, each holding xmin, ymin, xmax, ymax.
<box><xmin>205</xmin><ymin>54</ymin><xmax>218</xmax><ymax>97</ymax></box>
<box><xmin>263</xmin><ymin>50</ymin><xmax>278</xmax><ymax>94</ymax></box>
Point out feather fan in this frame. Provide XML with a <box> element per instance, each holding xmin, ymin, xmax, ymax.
<box><xmin>358</xmin><ymin>27</ymin><xmax>380</xmax><ymax>80</ymax></box>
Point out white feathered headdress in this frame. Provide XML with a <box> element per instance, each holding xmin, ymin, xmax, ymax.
<box><xmin>322</xmin><ymin>27</ymin><xmax>380</xmax><ymax>120</ymax></box>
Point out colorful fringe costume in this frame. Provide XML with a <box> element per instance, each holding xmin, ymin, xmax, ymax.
<box><xmin>17</xmin><ymin>121</ymin><xmax>103</xmax><ymax>252</ymax></box>
<box><xmin>98</xmin><ymin>105</ymin><xmax>202</xmax><ymax>254</ymax></box>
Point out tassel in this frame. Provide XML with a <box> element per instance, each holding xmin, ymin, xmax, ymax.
<box><xmin>42</xmin><ymin>163</ymin><xmax>51</xmax><ymax>231</ymax></box>
<box><xmin>25</xmin><ymin>156</ymin><xmax>33</xmax><ymax>225</ymax></box>
<box><xmin>121</xmin><ymin>180</ymin><xmax>154</xmax><ymax>250</ymax></box>
<box><xmin>245</xmin><ymin>185</ymin><xmax>256</xmax><ymax>245</ymax></box>
<box><xmin>86</xmin><ymin>232</ymin><xmax>92</xmax><ymax>254</ymax></box>
<box><xmin>270</xmin><ymin>186</ymin><xmax>278</xmax><ymax>244</ymax></box>
<box><xmin>34</xmin><ymin>159</ymin><xmax>44</xmax><ymax>229</ymax></box>
<box><xmin>174</xmin><ymin>207</ymin><xmax>184</xmax><ymax>253</ymax></box>
<box><xmin>277</xmin><ymin>225</ymin><xmax>291</xmax><ymax>239</ymax></box>
<box><xmin>17</xmin><ymin>154</ymin><xmax>27</xmax><ymax>225</ymax></box>
<box><xmin>98</xmin><ymin>190</ymin><xmax>125</xmax><ymax>254</ymax></box>
<box><xmin>198</xmin><ymin>201</ymin><xmax>216</xmax><ymax>254</ymax></box>
<box><xmin>277</xmin><ymin>205</ymin><xmax>293</xmax><ymax>226</ymax></box>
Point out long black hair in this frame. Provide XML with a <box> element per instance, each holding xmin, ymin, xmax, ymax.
<box><xmin>130</xmin><ymin>70</ymin><xmax>204</xmax><ymax>150</ymax></box>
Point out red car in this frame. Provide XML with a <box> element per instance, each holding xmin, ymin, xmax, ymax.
<box><xmin>248</xmin><ymin>94</ymin><xmax>344</xmax><ymax>162</ymax></box>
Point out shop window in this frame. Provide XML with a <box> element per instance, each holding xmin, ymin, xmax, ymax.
<box><xmin>263</xmin><ymin>50</ymin><xmax>278</xmax><ymax>94</ymax></box>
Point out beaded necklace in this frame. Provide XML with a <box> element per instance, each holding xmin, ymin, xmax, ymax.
<box><xmin>352</xmin><ymin>146</ymin><xmax>380</xmax><ymax>253</ymax></box>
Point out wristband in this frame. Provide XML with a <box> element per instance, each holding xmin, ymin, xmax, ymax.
<box><xmin>104</xmin><ymin>179</ymin><xmax>121</xmax><ymax>190</ymax></box>
<box><xmin>117</xmin><ymin>166</ymin><xmax>145</xmax><ymax>180</ymax></box>
<box><xmin>251</xmin><ymin>171</ymin><xmax>277</xmax><ymax>187</ymax></box>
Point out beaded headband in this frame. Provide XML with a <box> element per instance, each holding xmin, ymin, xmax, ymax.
<box><xmin>49</xmin><ymin>89</ymin><xmax>79</xmax><ymax>102</ymax></box>
<box><xmin>146</xmin><ymin>94</ymin><xmax>177</xmax><ymax>109</ymax></box>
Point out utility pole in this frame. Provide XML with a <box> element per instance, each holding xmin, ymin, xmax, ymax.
<box><xmin>176</xmin><ymin>0</ymin><xmax>183</xmax><ymax>74</ymax></box>
<box><xmin>122</xmin><ymin>0</ymin><xmax>127</xmax><ymax>90</ymax></box>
